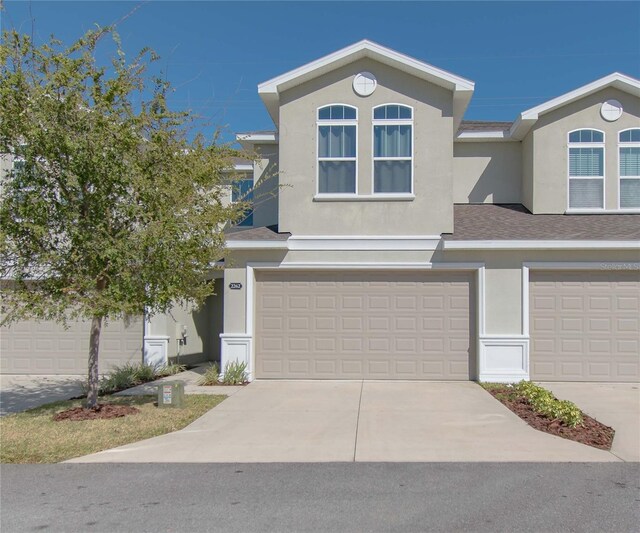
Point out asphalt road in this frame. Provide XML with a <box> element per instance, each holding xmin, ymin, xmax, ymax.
<box><xmin>1</xmin><ymin>463</ymin><xmax>638</xmax><ymax>532</ymax></box>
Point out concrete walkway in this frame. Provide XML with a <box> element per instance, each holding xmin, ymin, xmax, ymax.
<box><xmin>541</xmin><ymin>382</ymin><xmax>640</xmax><ymax>462</ymax></box>
<box><xmin>70</xmin><ymin>381</ymin><xmax>620</xmax><ymax>463</ymax></box>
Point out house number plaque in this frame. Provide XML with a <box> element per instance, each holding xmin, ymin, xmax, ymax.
<box><xmin>229</xmin><ymin>282</ymin><xmax>243</xmax><ymax>290</ymax></box>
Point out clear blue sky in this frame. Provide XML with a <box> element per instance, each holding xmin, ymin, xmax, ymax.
<box><xmin>2</xmin><ymin>1</ymin><xmax>639</xmax><ymax>142</ymax></box>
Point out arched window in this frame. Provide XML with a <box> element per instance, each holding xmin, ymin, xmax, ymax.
<box><xmin>373</xmin><ymin>104</ymin><xmax>413</xmax><ymax>194</ymax></box>
<box><xmin>619</xmin><ymin>129</ymin><xmax>640</xmax><ymax>209</ymax></box>
<box><xmin>317</xmin><ymin>105</ymin><xmax>357</xmax><ymax>194</ymax></box>
<box><xmin>568</xmin><ymin>129</ymin><xmax>604</xmax><ymax>209</ymax></box>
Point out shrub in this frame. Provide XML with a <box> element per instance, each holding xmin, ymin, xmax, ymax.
<box><xmin>82</xmin><ymin>362</ymin><xmax>161</xmax><ymax>395</ymax></box>
<box><xmin>197</xmin><ymin>362</ymin><xmax>221</xmax><ymax>386</ymax></box>
<box><xmin>514</xmin><ymin>381</ymin><xmax>584</xmax><ymax>428</ymax></box>
<box><xmin>221</xmin><ymin>361</ymin><xmax>248</xmax><ymax>385</ymax></box>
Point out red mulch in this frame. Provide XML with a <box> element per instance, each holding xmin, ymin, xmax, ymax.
<box><xmin>53</xmin><ymin>404</ymin><xmax>140</xmax><ymax>422</ymax></box>
<box><xmin>486</xmin><ymin>386</ymin><xmax>614</xmax><ymax>450</ymax></box>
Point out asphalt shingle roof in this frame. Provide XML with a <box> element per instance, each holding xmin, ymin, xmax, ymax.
<box><xmin>445</xmin><ymin>204</ymin><xmax>640</xmax><ymax>241</ymax></box>
<box><xmin>225</xmin><ymin>225</ymin><xmax>290</xmax><ymax>241</ymax></box>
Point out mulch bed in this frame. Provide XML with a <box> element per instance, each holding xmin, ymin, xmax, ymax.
<box><xmin>53</xmin><ymin>404</ymin><xmax>140</xmax><ymax>422</ymax></box>
<box><xmin>486</xmin><ymin>386</ymin><xmax>614</xmax><ymax>450</ymax></box>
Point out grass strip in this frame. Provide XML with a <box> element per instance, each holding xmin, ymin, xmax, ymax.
<box><xmin>0</xmin><ymin>394</ymin><xmax>225</xmax><ymax>464</ymax></box>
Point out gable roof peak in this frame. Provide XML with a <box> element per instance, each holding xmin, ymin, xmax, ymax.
<box><xmin>257</xmin><ymin>40</ymin><xmax>474</xmax><ymax>128</ymax></box>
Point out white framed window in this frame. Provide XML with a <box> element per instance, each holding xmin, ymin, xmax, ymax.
<box><xmin>317</xmin><ymin>104</ymin><xmax>357</xmax><ymax>195</ymax></box>
<box><xmin>618</xmin><ymin>128</ymin><xmax>640</xmax><ymax>209</ymax></box>
<box><xmin>372</xmin><ymin>104</ymin><xmax>413</xmax><ymax>194</ymax></box>
<box><xmin>568</xmin><ymin>129</ymin><xmax>604</xmax><ymax>210</ymax></box>
<box><xmin>232</xmin><ymin>177</ymin><xmax>254</xmax><ymax>227</ymax></box>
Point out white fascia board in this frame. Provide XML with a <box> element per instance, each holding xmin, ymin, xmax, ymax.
<box><xmin>455</xmin><ymin>131</ymin><xmax>519</xmax><ymax>142</ymax></box>
<box><xmin>520</xmin><ymin>72</ymin><xmax>640</xmax><ymax>121</ymax></box>
<box><xmin>443</xmin><ymin>240</ymin><xmax>640</xmax><ymax>250</ymax></box>
<box><xmin>233</xmin><ymin>164</ymin><xmax>253</xmax><ymax>171</ymax></box>
<box><xmin>225</xmin><ymin>240</ymin><xmax>289</xmax><ymax>250</ymax></box>
<box><xmin>226</xmin><ymin>235</ymin><xmax>445</xmax><ymax>251</ymax></box>
<box><xmin>235</xmin><ymin>132</ymin><xmax>278</xmax><ymax>144</ymax></box>
<box><xmin>510</xmin><ymin>72</ymin><xmax>640</xmax><ymax>139</ymax></box>
<box><xmin>258</xmin><ymin>40</ymin><xmax>474</xmax><ymax>97</ymax></box>
<box><xmin>287</xmin><ymin>235</ymin><xmax>442</xmax><ymax>251</ymax></box>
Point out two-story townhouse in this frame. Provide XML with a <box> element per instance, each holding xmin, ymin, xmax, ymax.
<box><xmin>3</xmin><ymin>41</ymin><xmax>639</xmax><ymax>383</ymax></box>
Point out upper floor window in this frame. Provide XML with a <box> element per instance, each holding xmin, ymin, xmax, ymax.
<box><xmin>232</xmin><ymin>177</ymin><xmax>254</xmax><ymax>226</ymax></box>
<box><xmin>619</xmin><ymin>129</ymin><xmax>640</xmax><ymax>209</ymax></box>
<box><xmin>373</xmin><ymin>104</ymin><xmax>413</xmax><ymax>194</ymax></box>
<box><xmin>568</xmin><ymin>129</ymin><xmax>604</xmax><ymax>209</ymax></box>
<box><xmin>317</xmin><ymin>105</ymin><xmax>357</xmax><ymax>194</ymax></box>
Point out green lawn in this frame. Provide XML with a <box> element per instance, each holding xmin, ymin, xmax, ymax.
<box><xmin>0</xmin><ymin>394</ymin><xmax>225</xmax><ymax>464</ymax></box>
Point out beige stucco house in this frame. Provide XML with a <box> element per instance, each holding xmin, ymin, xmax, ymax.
<box><xmin>3</xmin><ymin>41</ymin><xmax>639</xmax><ymax>382</ymax></box>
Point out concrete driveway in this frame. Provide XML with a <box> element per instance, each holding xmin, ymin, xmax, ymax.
<box><xmin>70</xmin><ymin>381</ymin><xmax>621</xmax><ymax>463</ymax></box>
<box><xmin>541</xmin><ymin>382</ymin><xmax>640</xmax><ymax>462</ymax></box>
<box><xmin>0</xmin><ymin>375</ymin><xmax>84</xmax><ymax>416</ymax></box>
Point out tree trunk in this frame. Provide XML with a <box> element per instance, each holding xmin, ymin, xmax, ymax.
<box><xmin>86</xmin><ymin>315</ymin><xmax>103</xmax><ymax>409</ymax></box>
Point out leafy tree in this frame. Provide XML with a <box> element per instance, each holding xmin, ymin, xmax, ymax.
<box><xmin>0</xmin><ymin>28</ymin><xmax>249</xmax><ymax>408</ymax></box>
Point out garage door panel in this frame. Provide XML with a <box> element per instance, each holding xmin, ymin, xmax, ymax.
<box><xmin>530</xmin><ymin>271</ymin><xmax>640</xmax><ymax>382</ymax></box>
<box><xmin>255</xmin><ymin>271</ymin><xmax>474</xmax><ymax>380</ymax></box>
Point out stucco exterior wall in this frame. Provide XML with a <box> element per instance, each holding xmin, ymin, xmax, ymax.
<box><xmin>525</xmin><ymin>87</ymin><xmax>640</xmax><ymax>214</ymax></box>
<box><xmin>521</xmin><ymin>133</ymin><xmax>534</xmax><ymax>212</ymax></box>
<box><xmin>150</xmin><ymin>282</ymin><xmax>224</xmax><ymax>364</ymax></box>
<box><xmin>453</xmin><ymin>142</ymin><xmax>522</xmax><ymax>204</ymax></box>
<box><xmin>251</xmin><ymin>142</ymin><xmax>279</xmax><ymax>228</ymax></box>
<box><xmin>278</xmin><ymin>57</ymin><xmax>455</xmax><ymax>236</ymax></box>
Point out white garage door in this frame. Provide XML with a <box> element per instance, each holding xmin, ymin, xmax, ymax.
<box><xmin>1</xmin><ymin>317</ymin><xmax>143</xmax><ymax>375</ymax></box>
<box><xmin>255</xmin><ymin>271</ymin><xmax>475</xmax><ymax>380</ymax></box>
<box><xmin>530</xmin><ymin>271</ymin><xmax>640</xmax><ymax>382</ymax></box>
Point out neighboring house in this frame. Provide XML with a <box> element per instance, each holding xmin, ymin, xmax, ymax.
<box><xmin>2</xmin><ymin>40</ymin><xmax>639</xmax><ymax>382</ymax></box>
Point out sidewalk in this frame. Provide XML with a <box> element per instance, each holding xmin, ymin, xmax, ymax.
<box><xmin>114</xmin><ymin>364</ymin><xmax>246</xmax><ymax>398</ymax></box>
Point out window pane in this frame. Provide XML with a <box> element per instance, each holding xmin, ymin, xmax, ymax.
<box><xmin>331</xmin><ymin>105</ymin><xmax>344</xmax><ymax>120</ymax></box>
<box><xmin>374</xmin><ymin>107</ymin><xmax>385</xmax><ymax>120</ymax></box>
<box><xmin>620</xmin><ymin>147</ymin><xmax>640</xmax><ymax>176</ymax></box>
<box><xmin>374</xmin><ymin>161</ymin><xmax>411</xmax><ymax>193</ymax></box>
<box><xmin>343</xmin><ymin>126</ymin><xmax>356</xmax><ymax>157</ymax></box>
<box><xmin>374</xmin><ymin>125</ymin><xmax>412</xmax><ymax>157</ymax></box>
<box><xmin>318</xmin><ymin>126</ymin><xmax>330</xmax><ymax>157</ymax></box>
<box><xmin>319</xmin><ymin>161</ymin><xmax>356</xmax><ymax>193</ymax></box>
<box><xmin>620</xmin><ymin>178</ymin><xmax>640</xmax><ymax>208</ymax></box>
<box><xmin>399</xmin><ymin>105</ymin><xmax>412</xmax><ymax>119</ymax></box>
<box><xmin>329</xmin><ymin>126</ymin><xmax>342</xmax><ymax>157</ymax></box>
<box><xmin>387</xmin><ymin>105</ymin><xmax>399</xmax><ymax>119</ymax></box>
<box><xmin>620</xmin><ymin>129</ymin><xmax>640</xmax><ymax>143</ymax></box>
<box><xmin>570</xmin><ymin>130</ymin><xmax>603</xmax><ymax>143</ymax></box>
<box><xmin>232</xmin><ymin>179</ymin><xmax>254</xmax><ymax>226</ymax></box>
<box><xmin>318</xmin><ymin>107</ymin><xmax>330</xmax><ymax>120</ymax></box>
<box><xmin>343</xmin><ymin>107</ymin><xmax>356</xmax><ymax>120</ymax></box>
<box><xmin>569</xmin><ymin>147</ymin><xmax>603</xmax><ymax>176</ymax></box>
<box><xmin>569</xmin><ymin>179</ymin><xmax>603</xmax><ymax>208</ymax></box>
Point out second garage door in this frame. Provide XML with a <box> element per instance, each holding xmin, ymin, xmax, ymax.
<box><xmin>255</xmin><ymin>270</ymin><xmax>475</xmax><ymax>380</ymax></box>
<box><xmin>530</xmin><ymin>270</ymin><xmax>640</xmax><ymax>382</ymax></box>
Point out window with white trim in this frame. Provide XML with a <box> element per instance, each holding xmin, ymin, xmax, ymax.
<box><xmin>568</xmin><ymin>129</ymin><xmax>604</xmax><ymax>209</ymax></box>
<box><xmin>373</xmin><ymin>104</ymin><xmax>413</xmax><ymax>194</ymax></box>
<box><xmin>317</xmin><ymin>105</ymin><xmax>357</xmax><ymax>194</ymax></box>
<box><xmin>619</xmin><ymin>128</ymin><xmax>640</xmax><ymax>209</ymax></box>
<box><xmin>232</xmin><ymin>177</ymin><xmax>254</xmax><ymax>226</ymax></box>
